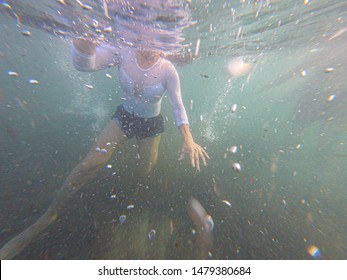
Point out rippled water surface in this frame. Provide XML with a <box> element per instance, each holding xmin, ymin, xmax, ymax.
<box><xmin>0</xmin><ymin>0</ymin><xmax>346</xmax><ymax>259</ymax></box>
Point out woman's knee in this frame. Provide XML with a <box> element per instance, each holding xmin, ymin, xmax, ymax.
<box><xmin>135</xmin><ymin>157</ymin><xmax>158</xmax><ymax>178</ymax></box>
<box><xmin>135</xmin><ymin>135</ymin><xmax>161</xmax><ymax>178</ymax></box>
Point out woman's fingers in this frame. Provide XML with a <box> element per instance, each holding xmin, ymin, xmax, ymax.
<box><xmin>190</xmin><ymin>152</ymin><xmax>196</xmax><ymax>168</ymax></box>
<box><xmin>195</xmin><ymin>153</ymin><xmax>200</xmax><ymax>171</ymax></box>
<box><xmin>196</xmin><ymin>146</ymin><xmax>208</xmax><ymax>167</ymax></box>
<box><xmin>178</xmin><ymin>147</ymin><xmax>185</xmax><ymax>161</ymax></box>
<box><xmin>200</xmin><ymin>150</ymin><xmax>207</xmax><ymax>166</ymax></box>
<box><xmin>181</xmin><ymin>143</ymin><xmax>209</xmax><ymax>171</ymax></box>
<box><xmin>201</xmin><ymin>148</ymin><xmax>210</xmax><ymax>159</ymax></box>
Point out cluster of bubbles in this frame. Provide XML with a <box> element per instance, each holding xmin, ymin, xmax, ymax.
<box><xmin>0</xmin><ymin>0</ymin><xmax>195</xmax><ymax>53</ymax></box>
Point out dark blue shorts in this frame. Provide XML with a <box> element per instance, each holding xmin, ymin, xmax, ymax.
<box><xmin>112</xmin><ymin>105</ymin><xmax>164</xmax><ymax>139</ymax></box>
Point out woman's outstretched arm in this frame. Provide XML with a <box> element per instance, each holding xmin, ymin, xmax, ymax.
<box><xmin>71</xmin><ymin>38</ymin><xmax>120</xmax><ymax>71</ymax></box>
<box><xmin>164</xmin><ymin>61</ymin><xmax>209</xmax><ymax>171</ymax></box>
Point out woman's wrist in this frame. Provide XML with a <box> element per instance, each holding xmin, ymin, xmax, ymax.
<box><xmin>73</xmin><ymin>39</ymin><xmax>96</xmax><ymax>56</ymax></box>
<box><xmin>179</xmin><ymin>124</ymin><xmax>194</xmax><ymax>144</ymax></box>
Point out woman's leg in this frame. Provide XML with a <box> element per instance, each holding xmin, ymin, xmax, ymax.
<box><xmin>135</xmin><ymin>134</ymin><xmax>161</xmax><ymax>178</ymax></box>
<box><xmin>0</xmin><ymin>120</ymin><xmax>127</xmax><ymax>259</ymax></box>
<box><xmin>50</xmin><ymin>120</ymin><xmax>127</xmax><ymax>209</ymax></box>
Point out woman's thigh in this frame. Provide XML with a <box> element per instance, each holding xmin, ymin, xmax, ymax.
<box><xmin>136</xmin><ymin>134</ymin><xmax>161</xmax><ymax>176</ymax></box>
<box><xmin>82</xmin><ymin>119</ymin><xmax>128</xmax><ymax>168</ymax></box>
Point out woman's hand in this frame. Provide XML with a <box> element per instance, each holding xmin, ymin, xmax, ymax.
<box><xmin>179</xmin><ymin>140</ymin><xmax>209</xmax><ymax>171</ymax></box>
<box><xmin>178</xmin><ymin>124</ymin><xmax>209</xmax><ymax>171</ymax></box>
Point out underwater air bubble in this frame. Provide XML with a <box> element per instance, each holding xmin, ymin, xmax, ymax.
<box><xmin>119</xmin><ymin>215</ymin><xmax>126</xmax><ymax>224</ymax></box>
<box><xmin>148</xmin><ymin>229</ymin><xmax>156</xmax><ymax>241</ymax></box>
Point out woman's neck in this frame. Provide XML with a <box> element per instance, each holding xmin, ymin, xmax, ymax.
<box><xmin>135</xmin><ymin>50</ymin><xmax>160</xmax><ymax>70</ymax></box>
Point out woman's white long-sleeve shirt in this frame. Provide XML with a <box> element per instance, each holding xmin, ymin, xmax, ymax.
<box><xmin>71</xmin><ymin>44</ymin><xmax>189</xmax><ymax>126</ymax></box>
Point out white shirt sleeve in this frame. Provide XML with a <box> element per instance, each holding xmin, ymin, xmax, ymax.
<box><xmin>71</xmin><ymin>42</ymin><xmax>120</xmax><ymax>71</ymax></box>
<box><xmin>165</xmin><ymin>61</ymin><xmax>189</xmax><ymax>126</ymax></box>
